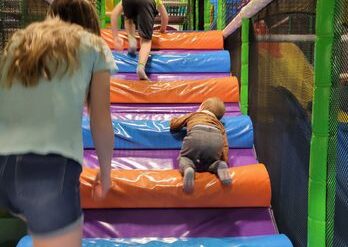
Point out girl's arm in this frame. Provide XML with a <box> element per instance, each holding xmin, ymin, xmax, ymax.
<box><xmin>89</xmin><ymin>70</ymin><xmax>114</xmax><ymax>198</ymax></box>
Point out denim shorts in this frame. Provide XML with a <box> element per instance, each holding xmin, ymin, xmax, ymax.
<box><xmin>0</xmin><ymin>153</ymin><xmax>83</xmax><ymax>237</ymax></box>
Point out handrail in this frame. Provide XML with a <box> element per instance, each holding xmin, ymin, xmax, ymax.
<box><xmin>255</xmin><ymin>34</ymin><xmax>316</xmax><ymax>42</ymax></box>
<box><xmin>222</xmin><ymin>0</ymin><xmax>274</xmax><ymax>38</ymax></box>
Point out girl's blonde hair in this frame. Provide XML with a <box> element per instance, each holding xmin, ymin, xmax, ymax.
<box><xmin>0</xmin><ymin>18</ymin><xmax>82</xmax><ymax>87</ymax></box>
<box><xmin>0</xmin><ymin>18</ymin><xmax>104</xmax><ymax>88</ymax></box>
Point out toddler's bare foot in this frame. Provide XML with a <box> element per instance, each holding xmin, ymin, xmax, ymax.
<box><xmin>183</xmin><ymin>167</ymin><xmax>195</xmax><ymax>193</ymax></box>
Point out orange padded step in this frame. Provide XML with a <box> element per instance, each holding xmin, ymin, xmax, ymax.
<box><xmin>101</xmin><ymin>30</ymin><xmax>224</xmax><ymax>50</ymax></box>
<box><xmin>110</xmin><ymin>77</ymin><xmax>239</xmax><ymax>103</ymax></box>
<box><xmin>80</xmin><ymin>164</ymin><xmax>271</xmax><ymax>208</ymax></box>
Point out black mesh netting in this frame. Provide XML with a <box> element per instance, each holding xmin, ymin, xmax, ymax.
<box><xmin>0</xmin><ymin>0</ymin><xmax>49</xmax><ymax>51</ymax></box>
<box><xmin>0</xmin><ymin>0</ymin><xmax>22</xmax><ymax>51</ymax></box>
<box><xmin>249</xmin><ymin>0</ymin><xmax>316</xmax><ymax>246</ymax></box>
<box><xmin>225</xmin><ymin>27</ymin><xmax>242</xmax><ymax>79</ymax></box>
<box><xmin>224</xmin><ymin>0</ymin><xmax>249</xmax><ymax>26</ymax></box>
<box><xmin>331</xmin><ymin>0</ymin><xmax>348</xmax><ymax>246</ymax></box>
<box><xmin>0</xmin><ymin>0</ymin><xmax>104</xmax><ymax>51</ymax></box>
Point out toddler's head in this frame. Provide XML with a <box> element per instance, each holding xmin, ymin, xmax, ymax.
<box><xmin>199</xmin><ymin>97</ymin><xmax>225</xmax><ymax>120</ymax></box>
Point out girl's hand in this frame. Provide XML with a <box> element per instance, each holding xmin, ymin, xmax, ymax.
<box><xmin>92</xmin><ymin>171</ymin><xmax>111</xmax><ymax>200</ymax></box>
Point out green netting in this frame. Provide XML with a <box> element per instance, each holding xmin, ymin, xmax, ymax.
<box><xmin>329</xmin><ymin>0</ymin><xmax>348</xmax><ymax>246</ymax></box>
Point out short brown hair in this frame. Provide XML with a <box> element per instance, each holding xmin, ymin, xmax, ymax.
<box><xmin>200</xmin><ymin>97</ymin><xmax>226</xmax><ymax>120</ymax></box>
<box><xmin>48</xmin><ymin>0</ymin><xmax>101</xmax><ymax>35</ymax></box>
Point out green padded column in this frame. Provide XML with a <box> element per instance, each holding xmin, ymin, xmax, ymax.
<box><xmin>204</xmin><ymin>0</ymin><xmax>210</xmax><ymax>30</ymax></box>
<box><xmin>100</xmin><ymin>0</ymin><xmax>106</xmax><ymax>28</ymax></box>
<box><xmin>308</xmin><ymin>0</ymin><xmax>336</xmax><ymax>246</ymax></box>
<box><xmin>240</xmin><ymin>18</ymin><xmax>249</xmax><ymax>115</ymax></box>
<box><xmin>195</xmin><ymin>0</ymin><xmax>199</xmax><ymax>30</ymax></box>
<box><xmin>217</xmin><ymin>0</ymin><xmax>223</xmax><ymax>30</ymax></box>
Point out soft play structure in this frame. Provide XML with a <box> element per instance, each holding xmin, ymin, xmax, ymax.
<box><xmin>2</xmin><ymin>0</ymin><xmax>347</xmax><ymax>246</ymax></box>
<box><xmin>16</xmin><ymin>29</ymin><xmax>291</xmax><ymax>246</ymax></box>
<box><xmin>16</xmin><ymin>10</ymin><xmax>292</xmax><ymax>247</ymax></box>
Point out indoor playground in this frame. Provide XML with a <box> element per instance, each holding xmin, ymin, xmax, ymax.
<box><xmin>0</xmin><ymin>0</ymin><xmax>347</xmax><ymax>246</ymax></box>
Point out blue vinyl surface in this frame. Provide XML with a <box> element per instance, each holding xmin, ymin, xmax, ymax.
<box><xmin>18</xmin><ymin>234</ymin><xmax>293</xmax><ymax>247</ymax></box>
<box><xmin>113</xmin><ymin>51</ymin><xmax>231</xmax><ymax>73</ymax></box>
<box><xmin>83</xmin><ymin>116</ymin><xmax>254</xmax><ymax>149</ymax></box>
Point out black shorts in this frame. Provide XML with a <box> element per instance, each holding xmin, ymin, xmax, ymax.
<box><xmin>122</xmin><ymin>0</ymin><xmax>158</xmax><ymax>40</ymax></box>
<box><xmin>0</xmin><ymin>153</ymin><xmax>82</xmax><ymax>237</ymax></box>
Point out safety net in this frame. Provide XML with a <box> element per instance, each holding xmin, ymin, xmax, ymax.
<box><xmin>248</xmin><ymin>0</ymin><xmax>316</xmax><ymax>246</ymax></box>
<box><xmin>329</xmin><ymin>0</ymin><xmax>348</xmax><ymax>246</ymax></box>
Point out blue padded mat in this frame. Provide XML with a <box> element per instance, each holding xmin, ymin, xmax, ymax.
<box><xmin>18</xmin><ymin>235</ymin><xmax>293</xmax><ymax>247</ymax></box>
<box><xmin>83</xmin><ymin>116</ymin><xmax>254</xmax><ymax>149</ymax></box>
<box><xmin>113</xmin><ymin>51</ymin><xmax>231</xmax><ymax>73</ymax></box>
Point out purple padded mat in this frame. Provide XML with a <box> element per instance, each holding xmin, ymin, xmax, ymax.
<box><xmin>109</xmin><ymin>111</ymin><xmax>240</xmax><ymax>120</ymax></box>
<box><xmin>83</xmin><ymin>149</ymin><xmax>257</xmax><ymax>170</ymax></box>
<box><xmin>109</xmin><ymin>103</ymin><xmax>240</xmax><ymax>114</ymax></box>
<box><xmin>119</xmin><ymin>50</ymin><xmax>223</xmax><ymax>54</ymax></box>
<box><xmin>83</xmin><ymin>104</ymin><xmax>241</xmax><ymax>120</ymax></box>
<box><xmin>84</xmin><ymin>104</ymin><xmax>239</xmax><ymax>114</ymax></box>
<box><xmin>83</xmin><ymin>208</ymin><xmax>277</xmax><ymax>238</ymax></box>
<box><xmin>112</xmin><ymin>73</ymin><xmax>231</xmax><ymax>81</ymax></box>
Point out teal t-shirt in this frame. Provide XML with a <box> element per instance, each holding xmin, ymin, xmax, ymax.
<box><xmin>0</xmin><ymin>31</ymin><xmax>117</xmax><ymax>164</ymax></box>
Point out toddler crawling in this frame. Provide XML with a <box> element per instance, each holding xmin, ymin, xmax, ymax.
<box><xmin>170</xmin><ymin>97</ymin><xmax>232</xmax><ymax>193</ymax></box>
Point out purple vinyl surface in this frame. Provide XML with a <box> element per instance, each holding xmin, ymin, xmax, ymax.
<box><xmin>83</xmin><ymin>104</ymin><xmax>241</xmax><ymax>120</ymax></box>
<box><xmin>109</xmin><ymin>103</ymin><xmax>240</xmax><ymax>114</ymax></box>
<box><xmin>118</xmin><ymin>50</ymin><xmax>222</xmax><ymax>54</ymax></box>
<box><xmin>83</xmin><ymin>149</ymin><xmax>257</xmax><ymax>170</ymax></box>
<box><xmin>109</xmin><ymin>111</ymin><xmax>241</xmax><ymax>121</ymax></box>
<box><xmin>112</xmin><ymin>73</ymin><xmax>231</xmax><ymax>81</ymax></box>
<box><xmin>83</xmin><ymin>208</ymin><xmax>277</xmax><ymax>238</ymax></box>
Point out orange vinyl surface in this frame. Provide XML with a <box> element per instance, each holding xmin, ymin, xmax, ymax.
<box><xmin>110</xmin><ymin>77</ymin><xmax>239</xmax><ymax>103</ymax></box>
<box><xmin>101</xmin><ymin>30</ymin><xmax>224</xmax><ymax>50</ymax></box>
<box><xmin>80</xmin><ymin>164</ymin><xmax>271</xmax><ymax>208</ymax></box>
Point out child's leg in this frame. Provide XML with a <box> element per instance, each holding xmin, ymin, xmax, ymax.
<box><xmin>179</xmin><ymin>157</ymin><xmax>195</xmax><ymax>194</ymax></box>
<box><xmin>137</xmin><ymin>38</ymin><xmax>152</xmax><ymax>80</ymax></box>
<box><xmin>215</xmin><ymin>161</ymin><xmax>232</xmax><ymax>185</ymax></box>
<box><xmin>136</xmin><ymin>0</ymin><xmax>156</xmax><ymax>80</ymax></box>
<box><xmin>124</xmin><ymin>18</ymin><xmax>137</xmax><ymax>55</ymax></box>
